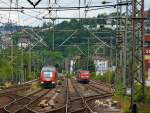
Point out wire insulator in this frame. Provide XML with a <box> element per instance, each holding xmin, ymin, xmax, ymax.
<box><xmin>27</xmin><ymin>0</ymin><xmax>42</xmax><ymax>8</ymax></box>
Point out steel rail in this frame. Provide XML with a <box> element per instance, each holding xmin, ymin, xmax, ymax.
<box><xmin>0</xmin><ymin>95</ymin><xmax>16</xmax><ymax>112</ymax></box>
<box><xmin>0</xmin><ymin>80</ymin><xmax>38</xmax><ymax>95</ymax></box>
<box><xmin>3</xmin><ymin>88</ymin><xmax>44</xmax><ymax>113</ymax></box>
<box><xmin>0</xmin><ymin>79</ymin><xmax>37</xmax><ymax>90</ymax></box>
<box><xmin>90</xmin><ymin>80</ymin><xmax>112</xmax><ymax>89</ymax></box>
<box><xmin>88</xmin><ymin>83</ymin><xmax>113</xmax><ymax>94</ymax></box>
<box><xmin>23</xmin><ymin>85</ymin><xmax>66</xmax><ymax>113</ymax></box>
<box><xmin>23</xmin><ymin>89</ymin><xmax>51</xmax><ymax>113</ymax></box>
<box><xmin>65</xmin><ymin>77</ymin><xmax>69</xmax><ymax>113</ymax></box>
<box><xmin>70</xmin><ymin>79</ymin><xmax>94</xmax><ymax>113</ymax></box>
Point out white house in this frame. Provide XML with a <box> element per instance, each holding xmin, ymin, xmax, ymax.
<box><xmin>94</xmin><ymin>59</ymin><xmax>109</xmax><ymax>75</ymax></box>
<box><xmin>18</xmin><ymin>37</ymin><xmax>30</xmax><ymax>48</ymax></box>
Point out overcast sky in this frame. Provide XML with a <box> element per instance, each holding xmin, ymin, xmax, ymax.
<box><xmin>0</xmin><ymin>0</ymin><xmax>150</xmax><ymax>27</ymax></box>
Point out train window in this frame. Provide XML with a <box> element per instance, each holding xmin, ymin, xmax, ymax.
<box><xmin>43</xmin><ymin>72</ymin><xmax>53</xmax><ymax>78</ymax></box>
<box><xmin>144</xmin><ymin>41</ymin><xmax>150</xmax><ymax>47</ymax></box>
<box><xmin>80</xmin><ymin>71</ymin><xmax>89</xmax><ymax>74</ymax></box>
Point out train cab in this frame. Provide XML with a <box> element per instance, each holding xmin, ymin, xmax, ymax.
<box><xmin>40</xmin><ymin>66</ymin><xmax>58</xmax><ymax>88</ymax></box>
<box><xmin>76</xmin><ymin>70</ymin><xmax>90</xmax><ymax>83</ymax></box>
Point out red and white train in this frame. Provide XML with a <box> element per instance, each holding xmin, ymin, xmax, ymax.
<box><xmin>76</xmin><ymin>70</ymin><xmax>90</xmax><ymax>83</ymax></box>
<box><xmin>40</xmin><ymin>66</ymin><xmax>58</xmax><ymax>88</ymax></box>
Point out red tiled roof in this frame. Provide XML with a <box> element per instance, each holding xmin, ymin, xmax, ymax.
<box><xmin>144</xmin><ymin>34</ymin><xmax>150</xmax><ymax>41</ymax></box>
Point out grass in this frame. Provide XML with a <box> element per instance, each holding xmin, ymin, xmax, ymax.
<box><xmin>138</xmin><ymin>103</ymin><xmax>150</xmax><ymax>113</ymax></box>
<box><xmin>90</xmin><ymin>71</ymin><xmax>150</xmax><ymax>113</ymax></box>
<box><xmin>112</xmin><ymin>95</ymin><xmax>130</xmax><ymax>113</ymax></box>
<box><xmin>31</xmin><ymin>82</ymin><xmax>40</xmax><ymax>90</ymax></box>
<box><xmin>112</xmin><ymin>94</ymin><xmax>150</xmax><ymax>113</ymax></box>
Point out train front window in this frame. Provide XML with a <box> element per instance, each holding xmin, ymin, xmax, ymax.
<box><xmin>43</xmin><ymin>71</ymin><xmax>53</xmax><ymax>78</ymax></box>
<box><xmin>42</xmin><ymin>67</ymin><xmax>56</xmax><ymax>72</ymax></box>
<box><xmin>81</xmin><ymin>71</ymin><xmax>89</xmax><ymax>75</ymax></box>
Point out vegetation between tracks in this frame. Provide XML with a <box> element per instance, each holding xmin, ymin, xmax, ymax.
<box><xmin>90</xmin><ymin>71</ymin><xmax>115</xmax><ymax>84</ymax></box>
<box><xmin>113</xmin><ymin>94</ymin><xmax>150</xmax><ymax>113</ymax></box>
<box><xmin>90</xmin><ymin>71</ymin><xmax>150</xmax><ymax>113</ymax></box>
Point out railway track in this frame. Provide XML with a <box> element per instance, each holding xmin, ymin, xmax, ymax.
<box><xmin>0</xmin><ymin>80</ymin><xmax>39</xmax><ymax>113</ymax></box>
<box><xmin>0</xmin><ymin>80</ymin><xmax>38</xmax><ymax>95</ymax></box>
<box><xmin>0</xmin><ymin>93</ymin><xmax>24</xmax><ymax>113</ymax></box>
<box><xmin>0</xmin><ymin>95</ymin><xmax>14</xmax><ymax>108</ymax></box>
<box><xmin>0</xmin><ymin>78</ymin><xmax>116</xmax><ymax>113</ymax></box>
<box><xmin>88</xmin><ymin>80</ymin><xmax>113</xmax><ymax>94</ymax></box>
<box><xmin>5</xmin><ymin>97</ymin><xmax>31</xmax><ymax>113</ymax></box>
<box><xmin>67</xmin><ymin>79</ymin><xmax>93</xmax><ymax>113</ymax></box>
<box><xmin>86</xmin><ymin>80</ymin><xmax>120</xmax><ymax>113</ymax></box>
<box><xmin>15</xmin><ymin>85</ymin><xmax>66</xmax><ymax>113</ymax></box>
<box><xmin>27</xmin><ymin>86</ymin><xmax>65</xmax><ymax>113</ymax></box>
<box><xmin>66</xmin><ymin>79</ymin><xmax>114</xmax><ymax>113</ymax></box>
<box><xmin>0</xmin><ymin>86</ymin><xmax>31</xmax><ymax>95</ymax></box>
<box><xmin>16</xmin><ymin>89</ymin><xmax>51</xmax><ymax>113</ymax></box>
<box><xmin>0</xmin><ymin>95</ymin><xmax>15</xmax><ymax>113</ymax></box>
<box><xmin>90</xmin><ymin>80</ymin><xmax>112</xmax><ymax>87</ymax></box>
<box><xmin>1</xmin><ymin>90</ymin><xmax>46</xmax><ymax>113</ymax></box>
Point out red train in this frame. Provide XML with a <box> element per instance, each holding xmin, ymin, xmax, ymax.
<box><xmin>40</xmin><ymin>66</ymin><xmax>58</xmax><ymax>88</ymax></box>
<box><xmin>76</xmin><ymin>70</ymin><xmax>90</xmax><ymax>83</ymax></box>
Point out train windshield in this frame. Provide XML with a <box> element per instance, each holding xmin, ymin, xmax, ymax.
<box><xmin>43</xmin><ymin>71</ymin><xmax>53</xmax><ymax>78</ymax></box>
<box><xmin>42</xmin><ymin>66</ymin><xmax>55</xmax><ymax>78</ymax></box>
<box><xmin>80</xmin><ymin>71</ymin><xmax>89</xmax><ymax>75</ymax></box>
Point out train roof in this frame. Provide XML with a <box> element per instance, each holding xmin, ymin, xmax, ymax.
<box><xmin>76</xmin><ymin>69</ymin><xmax>89</xmax><ymax>72</ymax></box>
<box><xmin>41</xmin><ymin>66</ymin><xmax>56</xmax><ymax>71</ymax></box>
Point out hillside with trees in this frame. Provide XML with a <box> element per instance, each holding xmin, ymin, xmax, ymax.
<box><xmin>0</xmin><ymin>13</ymin><xmax>116</xmax><ymax>83</ymax></box>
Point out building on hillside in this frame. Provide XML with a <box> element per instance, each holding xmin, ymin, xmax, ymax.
<box><xmin>0</xmin><ymin>34</ymin><xmax>12</xmax><ymax>49</ymax></box>
<box><xmin>105</xmin><ymin>18</ymin><xmax>117</xmax><ymax>30</ymax></box>
<box><xmin>18</xmin><ymin>37</ymin><xmax>30</xmax><ymax>48</ymax></box>
<box><xmin>144</xmin><ymin>34</ymin><xmax>150</xmax><ymax>80</ymax></box>
<box><xmin>144</xmin><ymin>34</ymin><xmax>150</xmax><ymax>84</ymax></box>
<box><xmin>144</xmin><ymin>10</ymin><xmax>150</xmax><ymax>31</ymax></box>
<box><xmin>93</xmin><ymin>56</ymin><xmax>109</xmax><ymax>75</ymax></box>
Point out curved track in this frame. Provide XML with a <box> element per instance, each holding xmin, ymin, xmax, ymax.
<box><xmin>67</xmin><ymin>79</ymin><xmax>113</xmax><ymax>113</ymax></box>
<box><xmin>1</xmin><ymin>89</ymin><xmax>47</xmax><ymax>113</ymax></box>
<box><xmin>16</xmin><ymin>85</ymin><xmax>66</xmax><ymax>113</ymax></box>
<box><xmin>0</xmin><ymin>78</ymin><xmax>116</xmax><ymax>113</ymax></box>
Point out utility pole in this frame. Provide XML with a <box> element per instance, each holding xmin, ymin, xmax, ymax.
<box><xmin>87</xmin><ymin>38</ymin><xmax>90</xmax><ymax>70</ymax></box>
<box><xmin>52</xmin><ymin>19</ymin><xmax>55</xmax><ymax>51</ymax></box>
<box><xmin>110</xmin><ymin>38</ymin><xmax>113</xmax><ymax>67</ymax></box>
<box><xmin>0</xmin><ymin>38</ymin><xmax>5</xmax><ymax>83</ymax></box>
<box><xmin>28</xmin><ymin>44</ymin><xmax>31</xmax><ymax>79</ymax></box>
<box><xmin>2</xmin><ymin>56</ymin><xmax>5</xmax><ymax>83</ymax></box>
<box><xmin>116</xmin><ymin>0</ymin><xmax>129</xmax><ymax>93</ymax></box>
<box><xmin>131</xmin><ymin>0</ymin><xmax>145</xmax><ymax>109</ymax></box>
<box><xmin>11</xmin><ymin>34</ymin><xmax>14</xmax><ymax>82</ymax></box>
<box><xmin>115</xmin><ymin>0</ymin><xmax>123</xmax><ymax>90</ymax></box>
<box><xmin>21</xmin><ymin>43</ymin><xmax>24</xmax><ymax>83</ymax></box>
<box><xmin>122</xmin><ymin>0</ymin><xmax>129</xmax><ymax>92</ymax></box>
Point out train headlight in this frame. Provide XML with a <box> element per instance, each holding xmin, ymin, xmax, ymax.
<box><xmin>41</xmin><ymin>81</ymin><xmax>44</xmax><ymax>84</ymax></box>
<box><xmin>52</xmin><ymin>82</ymin><xmax>56</xmax><ymax>84</ymax></box>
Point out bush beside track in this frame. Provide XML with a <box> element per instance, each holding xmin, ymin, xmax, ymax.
<box><xmin>90</xmin><ymin>71</ymin><xmax>150</xmax><ymax>113</ymax></box>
